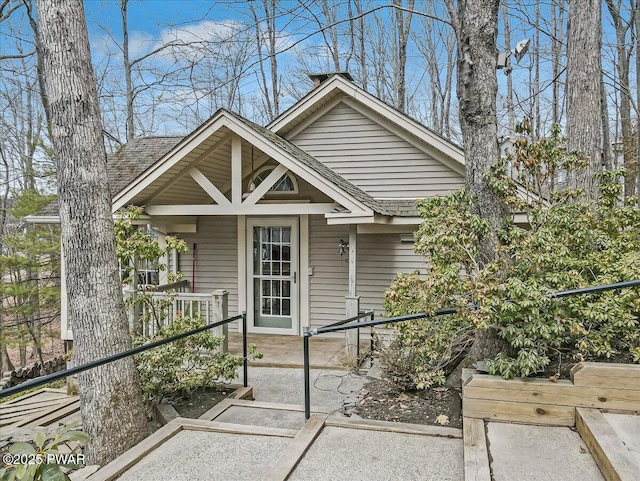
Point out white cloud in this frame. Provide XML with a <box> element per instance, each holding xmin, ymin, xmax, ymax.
<box><xmin>141</xmin><ymin>20</ymin><xmax>251</xmax><ymax>64</ymax></box>
<box><xmin>127</xmin><ymin>30</ymin><xmax>157</xmax><ymax>59</ymax></box>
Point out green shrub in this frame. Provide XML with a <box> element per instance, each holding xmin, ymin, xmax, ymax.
<box><xmin>133</xmin><ymin>316</ymin><xmax>260</xmax><ymax>404</ymax></box>
<box><xmin>383</xmin><ymin>126</ymin><xmax>640</xmax><ymax>386</ymax></box>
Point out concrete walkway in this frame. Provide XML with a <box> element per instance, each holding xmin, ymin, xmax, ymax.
<box><xmin>87</xmin><ymin>366</ymin><xmax>465</xmax><ymax>481</ymax></box>
<box><xmin>91</xmin><ymin>411</ymin><xmax>465</xmax><ymax>481</ymax></box>
<box><xmin>235</xmin><ymin>365</ymin><xmax>365</xmax><ymax>413</ymax></box>
<box><xmin>7</xmin><ymin>368</ymin><xmax>634</xmax><ymax>480</ymax></box>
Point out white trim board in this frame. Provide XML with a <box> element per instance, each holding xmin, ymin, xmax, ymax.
<box><xmin>145</xmin><ymin>203</ymin><xmax>337</xmax><ymax>216</ymax></box>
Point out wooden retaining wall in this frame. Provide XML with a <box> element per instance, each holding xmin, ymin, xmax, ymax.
<box><xmin>463</xmin><ymin>362</ymin><xmax>640</xmax><ymax>426</ymax></box>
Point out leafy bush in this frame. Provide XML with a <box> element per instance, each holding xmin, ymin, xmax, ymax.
<box><xmin>384</xmin><ymin>126</ymin><xmax>640</xmax><ymax>386</ymax></box>
<box><xmin>0</xmin><ymin>423</ymin><xmax>88</xmax><ymax>481</ymax></box>
<box><xmin>133</xmin><ymin>316</ymin><xmax>260</xmax><ymax>404</ymax></box>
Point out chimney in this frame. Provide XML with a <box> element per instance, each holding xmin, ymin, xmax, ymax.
<box><xmin>308</xmin><ymin>71</ymin><xmax>354</xmax><ymax>88</ymax></box>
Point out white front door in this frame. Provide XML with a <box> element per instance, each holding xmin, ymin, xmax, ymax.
<box><xmin>247</xmin><ymin>218</ymin><xmax>299</xmax><ymax>335</ymax></box>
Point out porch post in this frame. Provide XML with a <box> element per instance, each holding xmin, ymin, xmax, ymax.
<box><xmin>345</xmin><ymin>296</ymin><xmax>360</xmax><ymax>364</ymax></box>
<box><xmin>348</xmin><ymin>224</ymin><xmax>357</xmax><ymax>297</ymax></box>
<box><xmin>345</xmin><ymin>224</ymin><xmax>358</xmax><ymax>363</ymax></box>
<box><xmin>212</xmin><ymin>289</ymin><xmax>229</xmax><ymax>352</ymax></box>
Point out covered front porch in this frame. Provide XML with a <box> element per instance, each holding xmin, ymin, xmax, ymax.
<box><xmin>126</xmin><ymin>284</ymin><xmax>373</xmax><ymax>368</ymax></box>
<box><xmin>227</xmin><ymin>332</ymin><xmax>370</xmax><ymax>370</ymax></box>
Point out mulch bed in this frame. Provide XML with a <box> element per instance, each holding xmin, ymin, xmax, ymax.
<box><xmin>168</xmin><ymin>385</ymin><xmax>235</xmax><ymax>419</ymax></box>
<box><xmin>355</xmin><ymin>378</ymin><xmax>462</xmax><ymax>429</ymax></box>
<box><xmin>355</xmin><ymin>350</ymin><xmax>636</xmax><ymax>430</ymax></box>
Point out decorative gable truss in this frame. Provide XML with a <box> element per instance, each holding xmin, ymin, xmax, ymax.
<box><xmin>112</xmin><ymin>110</ymin><xmax>377</xmax><ymax>219</ymax></box>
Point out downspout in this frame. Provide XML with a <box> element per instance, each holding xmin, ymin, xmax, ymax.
<box><xmin>192</xmin><ymin>243</ymin><xmax>197</xmax><ymax>293</ymax></box>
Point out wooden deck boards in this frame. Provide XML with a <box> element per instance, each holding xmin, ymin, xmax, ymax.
<box><xmin>228</xmin><ymin>332</ymin><xmax>369</xmax><ymax>369</ymax></box>
<box><xmin>0</xmin><ymin>389</ymin><xmax>80</xmax><ymax>429</ymax></box>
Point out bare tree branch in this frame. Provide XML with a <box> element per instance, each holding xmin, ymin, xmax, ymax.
<box><xmin>0</xmin><ymin>0</ymin><xmax>22</xmax><ymax>23</ymax></box>
<box><xmin>0</xmin><ymin>50</ymin><xmax>35</xmax><ymax>60</ymax></box>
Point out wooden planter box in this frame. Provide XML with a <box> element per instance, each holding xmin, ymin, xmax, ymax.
<box><xmin>463</xmin><ymin>362</ymin><xmax>640</xmax><ymax>427</ymax></box>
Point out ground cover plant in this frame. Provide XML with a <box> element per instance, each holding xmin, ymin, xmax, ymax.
<box><xmin>383</xmin><ymin>125</ymin><xmax>640</xmax><ymax>388</ymax></box>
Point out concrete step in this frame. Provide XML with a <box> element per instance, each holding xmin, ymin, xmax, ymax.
<box><xmin>487</xmin><ymin>422</ymin><xmax>605</xmax><ymax>481</ymax></box>
<box><xmin>87</xmin><ymin>407</ymin><xmax>464</xmax><ymax>481</ymax></box>
<box><xmin>286</xmin><ymin>423</ymin><xmax>463</xmax><ymax>481</ymax></box>
<box><xmin>200</xmin><ymin>398</ymin><xmax>313</xmax><ymax>430</ymax></box>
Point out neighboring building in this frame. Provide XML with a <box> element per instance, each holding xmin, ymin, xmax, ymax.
<box><xmin>31</xmin><ymin>73</ymin><xmax>470</xmax><ymax>340</ymax></box>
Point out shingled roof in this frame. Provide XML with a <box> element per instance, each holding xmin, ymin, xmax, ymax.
<box><xmin>377</xmin><ymin>199</ymin><xmax>419</xmax><ymax>217</ymax></box>
<box><xmin>224</xmin><ymin>110</ymin><xmax>395</xmax><ymax>216</ymax></box>
<box><xmin>37</xmin><ymin>116</ymin><xmax>422</xmax><ymax>219</ymax></box>
<box><xmin>38</xmin><ymin>136</ymin><xmax>184</xmax><ymax>216</ymax></box>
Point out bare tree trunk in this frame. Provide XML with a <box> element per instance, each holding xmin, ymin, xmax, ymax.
<box><xmin>346</xmin><ymin>0</ymin><xmax>355</xmax><ymax>72</ymax></box>
<box><xmin>502</xmin><ymin>2</ymin><xmax>515</xmax><ymax>134</ymax></box>
<box><xmin>23</xmin><ymin>0</ymin><xmax>53</xmax><ymax>140</ymax></box>
<box><xmin>551</xmin><ymin>0</ymin><xmax>564</xmax><ymax>127</ymax></box>
<box><xmin>249</xmin><ymin>0</ymin><xmax>279</xmax><ymax>119</ymax></box>
<box><xmin>392</xmin><ymin>0</ymin><xmax>414</xmax><ymax>112</ymax></box>
<box><xmin>601</xmin><ymin>57</ymin><xmax>613</xmax><ymax>170</ymax></box>
<box><xmin>321</xmin><ymin>0</ymin><xmax>341</xmax><ymax>71</ymax></box>
<box><xmin>0</xmin><ymin>146</ymin><xmax>10</xmax><ymax>374</ymax></box>
<box><xmin>418</xmin><ymin>8</ymin><xmax>455</xmax><ymax>137</ymax></box>
<box><xmin>636</xmin><ymin>0</ymin><xmax>640</xmax><ymax>194</ymax></box>
<box><xmin>248</xmin><ymin>1</ymin><xmax>274</xmax><ymax>119</ymax></box>
<box><xmin>354</xmin><ymin>0</ymin><xmax>367</xmax><ymax>89</ymax></box>
<box><xmin>565</xmin><ymin>0</ymin><xmax>603</xmax><ymax>198</ymax></box>
<box><xmin>446</xmin><ymin>0</ymin><xmax>507</xmax><ymax>253</ymax></box>
<box><xmin>36</xmin><ymin>0</ymin><xmax>148</xmax><ymax>465</ymax></box>
<box><xmin>606</xmin><ymin>0</ymin><xmax>636</xmax><ymax>195</ymax></box>
<box><xmin>0</xmin><ymin>344</ymin><xmax>14</xmax><ymax>373</ymax></box>
<box><xmin>19</xmin><ymin>335</ymin><xmax>26</xmax><ymax>367</ymax></box>
<box><xmin>121</xmin><ymin>0</ymin><xmax>135</xmax><ymax>141</ymax></box>
<box><xmin>446</xmin><ymin>0</ymin><xmax>510</xmax><ymax>362</ymax></box>
<box><xmin>443</xmin><ymin>33</ymin><xmax>455</xmax><ymax>138</ymax></box>
<box><xmin>534</xmin><ymin>2</ymin><xmax>541</xmax><ymax>138</ymax></box>
<box><xmin>266</xmin><ymin>0</ymin><xmax>280</xmax><ymax>117</ymax></box>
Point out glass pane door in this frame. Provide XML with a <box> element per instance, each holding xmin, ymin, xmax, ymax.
<box><xmin>251</xmin><ymin>223</ymin><xmax>296</xmax><ymax>331</ymax></box>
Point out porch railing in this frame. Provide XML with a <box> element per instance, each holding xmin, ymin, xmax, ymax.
<box><xmin>123</xmin><ymin>286</ymin><xmax>232</xmax><ymax>351</ymax></box>
<box><xmin>140</xmin><ymin>292</ymin><xmax>212</xmax><ymax>336</ymax></box>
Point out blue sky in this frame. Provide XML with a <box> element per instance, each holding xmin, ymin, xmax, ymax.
<box><xmin>84</xmin><ymin>1</ymin><xmax>247</xmax><ymax>36</ymax></box>
<box><xmin>1</xmin><ymin>1</ymin><xmax>634</xmax><ymax>140</ymax></box>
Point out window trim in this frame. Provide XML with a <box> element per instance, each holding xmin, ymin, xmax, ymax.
<box><xmin>249</xmin><ymin>166</ymin><xmax>299</xmax><ymax>195</ymax></box>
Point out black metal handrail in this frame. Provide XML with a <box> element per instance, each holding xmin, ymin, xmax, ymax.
<box><xmin>302</xmin><ymin>279</ymin><xmax>640</xmax><ymax>420</ymax></box>
<box><xmin>0</xmin><ymin>313</ymin><xmax>249</xmax><ymax>399</ymax></box>
<box><xmin>302</xmin><ymin>309</ymin><xmax>374</xmax><ymax>421</ymax></box>
<box><xmin>321</xmin><ymin>310</ymin><xmax>375</xmax><ymax>329</ymax></box>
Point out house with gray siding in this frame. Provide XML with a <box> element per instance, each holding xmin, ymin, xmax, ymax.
<box><xmin>33</xmin><ymin>73</ymin><xmax>471</xmax><ymax>340</ymax></box>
